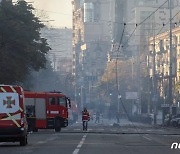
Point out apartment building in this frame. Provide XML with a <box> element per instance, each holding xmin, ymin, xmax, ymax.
<box><xmin>149</xmin><ymin>26</ymin><xmax>180</xmax><ymax>103</ymax></box>
<box><xmin>127</xmin><ymin>0</ymin><xmax>180</xmax><ymax>56</ymax></box>
<box><xmin>72</xmin><ymin>0</ymin><xmax>120</xmax><ymax>105</ymax></box>
<box><xmin>41</xmin><ymin>27</ymin><xmax>72</xmax><ymax>72</ymax></box>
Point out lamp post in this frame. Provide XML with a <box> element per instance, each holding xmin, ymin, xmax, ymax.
<box><xmin>169</xmin><ymin>0</ymin><xmax>173</xmax><ymax>106</ymax></box>
<box><xmin>118</xmin><ymin>94</ymin><xmax>121</xmax><ymax>113</ymax></box>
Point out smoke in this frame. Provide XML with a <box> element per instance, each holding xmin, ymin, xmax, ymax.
<box><xmin>25</xmin><ymin>0</ymin><xmax>72</xmax><ymax>28</ymax></box>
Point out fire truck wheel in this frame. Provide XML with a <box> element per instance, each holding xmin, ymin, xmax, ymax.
<box><xmin>55</xmin><ymin>119</ymin><xmax>61</xmax><ymax>132</ymax></box>
<box><xmin>20</xmin><ymin>136</ymin><xmax>27</xmax><ymax>146</ymax></box>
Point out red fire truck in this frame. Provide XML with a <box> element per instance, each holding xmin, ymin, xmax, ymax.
<box><xmin>24</xmin><ymin>91</ymin><xmax>71</xmax><ymax>132</ymax></box>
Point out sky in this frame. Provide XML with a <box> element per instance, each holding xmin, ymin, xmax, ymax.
<box><xmin>23</xmin><ymin>0</ymin><xmax>72</xmax><ymax>28</ymax></box>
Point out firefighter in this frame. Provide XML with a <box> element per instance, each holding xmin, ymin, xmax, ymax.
<box><xmin>82</xmin><ymin>107</ymin><xmax>90</xmax><ymax>131</ymax></box>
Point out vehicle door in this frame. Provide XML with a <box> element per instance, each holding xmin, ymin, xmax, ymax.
<box><xmin>57</xmin><ymin>97</ymin><xmax>67</xmax><ymax>119</ymax></box>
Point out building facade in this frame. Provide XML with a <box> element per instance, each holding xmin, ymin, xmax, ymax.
<box><xmin>72</xmin><ymin>0</ymin><xmax>118</xmax><ymax>106</ymax></box>
<box><xmin>149</xmin><ymin>26</ymin><xmax>180</xmax><ymax>105</ymax></box>
<box><xmin>127</xmin><ymin>0</ymin><xmax>180</xmax><ymax>56</ymax></box>
<box><xmin>41</xmin><ymin>27</ymin><xmax>72</xmax><ymax>72</ymax></box>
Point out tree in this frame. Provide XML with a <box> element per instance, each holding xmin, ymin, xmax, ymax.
<box><xmin>95</xmin><ymin>58</ymin><xmax>149</xmax><ymax>114</ymax></box>
<box><xmin>0</xmin><ymin>0</ymin><xmax>50</xmax><ymax>84</ymax></box>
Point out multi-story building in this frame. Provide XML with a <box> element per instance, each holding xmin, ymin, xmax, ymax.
<box><xmin>118</xmin><ymin>0</ymin><xmax>180</xmax><ymax>114</ymax></box>
<box><xmin>127</xmin><ymin>0</ymin><xmax>180</xmax><ymax>55</ymax></box>
<box><xmin>72</xmin><ymin>0</ymin><xmax>119</xmax><ymax>105</ymax></box>
<box><xmin>149</xmin><ymin>26</ymin><xmax>180</xmax><ymax>104</ymax></box>
<box><xmin>41</xmin><ymin>27</ymin><xmax>72</xmax><ymax>72</ymax></box>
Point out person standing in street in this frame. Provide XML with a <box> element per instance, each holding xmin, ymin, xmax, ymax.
<box><xmin>82</xmin><ymin>108</ymin><xmax>90</xmax><ymax>131</ymax></box>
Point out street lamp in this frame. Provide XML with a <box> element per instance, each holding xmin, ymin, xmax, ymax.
<box><xmin>118</xmin><ymin>95</ymin><xmax>121</xmax><ymax>113</ymax></box>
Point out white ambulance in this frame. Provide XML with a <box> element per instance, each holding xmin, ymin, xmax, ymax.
<box><xmin>0</xmin><ymin>85</ymin><xmax>28</xmax><ymax>146</ymax></box>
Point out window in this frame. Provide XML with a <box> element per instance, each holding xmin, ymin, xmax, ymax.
<box><xmin>57</xmin><ymin>97</ymin><xmax>66</xmax><ymax>107</ymax></box>
<box><xmin>49</xmin><ymin>97</ymin><xmax>56</xmax><ymax>105</ymax></box>
<box><xmin>84</xmin><ymin>2</ymin><xmax>94</xmax><ymax>22</ymax></box>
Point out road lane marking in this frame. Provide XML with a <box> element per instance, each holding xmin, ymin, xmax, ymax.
<box><xmin>73</xmin><ymin>149</ymin><xmax>79</xmax><ymax>154</ymax></box>
<box><xmin>88</xmin><ymin>129</ymin><xmax>93</xmax><ymax>131</ymax></box>
<box><xmin>46</xmin><ymin>137</ymin><xmax>57</xmax><ymax>141</ymax></box>
<box><xmin>147</xmin><ymin>130</ymin><xmax>152</xmax><ymax>132</ymax></box>
<box><xmin>37</xmin><ymin>141</ymin><xmax>47</xmax><ymax>144</ymax></box>
<box><xmin>97</xmin><ymin>128</ymin><xmax>105</xmax><ymax>131</ymax></box>
<box><xmin>77</xmin><ymin>141</ymin><xmax>84</xmax><ymax>148</ymax></box>
<box><xmin>74</xmin><ymin>129</ymin><xmax>81</xmax><ymax>131</ymax></box>
<box><xmin>143</xmin><ymin>135</ymin><xmax>152</xmax><ymax>141</ymax></box>
<box><xmin>72</xmin><ymin>134</ymin><xmax>87</xmax><ymax>154</ymax></box>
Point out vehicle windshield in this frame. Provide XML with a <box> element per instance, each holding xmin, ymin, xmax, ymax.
<box><xmin>1</xmin><ymin>0</ymin><xmax>180</xmax><ymax>153</ymax></box>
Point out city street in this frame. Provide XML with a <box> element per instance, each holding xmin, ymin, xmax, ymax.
<box><xmin>1</xmin><ymin>119</ymin><xmax>180</xmax><ymax>154</ymax></box>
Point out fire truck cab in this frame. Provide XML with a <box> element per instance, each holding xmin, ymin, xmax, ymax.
<box><xmin>24</xmin><ymin>91</ymin><xmax>71</xmax><ymax>132</ymax></box>
<box><xmin>0</xmin><ymin>85</ymin><xmax>28</xmax><ymax>146</ymax></box>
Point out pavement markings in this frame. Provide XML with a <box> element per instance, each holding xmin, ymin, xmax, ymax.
<box><xmin>73</xmin><ymin>149</ymin><xmax>79</xmax><ymax>154</ymax></box>
<box><xmin>147</xmin><ymin>130</ymin><xmax>153</xmax><ymax>132</ymax></box>
<box><xmin>97</xmin><ymin>128</ymin><xmax>105</xmax><ymax>131</ymax></box>
<box><xmin>143</xmin><ymin>135</ymin><xmax>152</xmax><ymax>141</ymax></box>
<box><xmin>37</xmin><ymin>141</ymin><xmax>47</xmax><ymax>144</ymax></box>
<box><xmin>72</xmin><ymin>134</ymin><xmax>87</xmax><ymax>154</ymax></box>
<box><xmin>74</xmin><ymin>129</ymin><xmax>81</xmax><ymax>131</ymax></box>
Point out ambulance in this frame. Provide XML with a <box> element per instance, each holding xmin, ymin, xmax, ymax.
<box><xmin>0</xmin><ymin>85</ymin><xmax>28</xmax><ymax>146</ymax></box>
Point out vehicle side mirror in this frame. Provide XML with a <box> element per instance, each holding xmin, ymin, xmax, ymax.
<box><xmin>67</xmin><ymin>97</ymin><xmax>71</xmax><ymax>109</ymax></box>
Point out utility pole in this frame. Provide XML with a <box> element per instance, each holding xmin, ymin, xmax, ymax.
<box><xmin>152</xmin><ymin>19</ymin><xmax>157</xmax><ymax>124</ymax></box>
<box><xmin>116</xmin><ymin>53</ymin><xmax>120</xmax><ymax>113</ymax></box>
<box><xmin>147</xmin><ymin>54</ymin><xmax>151</xmax><ymax>114</ymax></box>
<box><xmin>136</xmin><ymin>45</ymin><xmax>141</xmax><ymax>114</ymax></box>
<box><xmin>169</xmin><ymin>0</ymin><xmax>173</xmax><ymax>106</ymax></box>
<box><xmin>81</xmin><ymin>85</ymin><xmax>83</xmax><ymax>110</ymax></box>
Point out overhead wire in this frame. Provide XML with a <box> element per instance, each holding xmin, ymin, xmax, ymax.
<box><xmin>136</xmin><ymin>8</ymin><xmax>180</xmax><ymax>51</ymax></box>
<box><xmin>115</xmin><ymin>23</ymin><xmax>142</xmax><ymax>133</ymax></box>
<box><xmin>122</xmin><ymin>0</ymin><xmax>169</xmax><ymax>47</ymax></box>
<box><xmin>156</xmin><ymin>9</ymin><xmax>180</xmax><ymax>36</ymax></box>
<box><xmin>113</xmin><ymin>0</ymin><xmax>172</xmax><ymax>133</ymax></box>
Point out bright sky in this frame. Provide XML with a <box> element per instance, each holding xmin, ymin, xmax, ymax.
<box><xmin>24</xmin><ymin>0</ymin><xmax>72</xmax><ymax>28</ymax></box>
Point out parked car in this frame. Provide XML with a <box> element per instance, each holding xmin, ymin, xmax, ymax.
<box><xmin>164</xmin><ymin>115</ymin><xmax>170</xmax><ymax>126</ymax></box>
<box><xmin>170</xmin><ymin>114</ymin><xmax>180</xmax><ymax>127</ymax></box>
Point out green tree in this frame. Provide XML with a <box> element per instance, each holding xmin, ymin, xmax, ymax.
<box><xmin>0</xmin><ymin>0</ymin><xmax>50</xmax><ymax>84</ymax></box>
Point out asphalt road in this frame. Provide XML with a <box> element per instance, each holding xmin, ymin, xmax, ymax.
<box><xmin>1</xmin><ymin>122</ymin><xmax>180</xmax><ymax>154</ymax></box>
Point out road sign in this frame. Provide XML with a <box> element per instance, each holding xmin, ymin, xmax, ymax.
<box><xmin>126</xmin><ymin>92</ymin><xmax>138</xmax><ymax>99</ymax></box>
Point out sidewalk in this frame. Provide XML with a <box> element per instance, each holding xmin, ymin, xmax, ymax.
<box><xmin>91</xmin><ymin>118</ymin><xmax>153</xmax><ymax>128</ymax></box>
<box><xmin>73</xmin><ymin>116</ymin><xmax>153</xmax><ymax>128</ymax></box>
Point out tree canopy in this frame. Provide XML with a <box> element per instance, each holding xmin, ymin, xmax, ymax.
<box><xmin>0</xmin><ymin>0</ymin><xmax>50</xmax><ymax>84</ymax></box>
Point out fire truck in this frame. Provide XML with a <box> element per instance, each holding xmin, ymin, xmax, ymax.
<box><xmin>0</xmin><ymin>85</ymin><xmax>28</xmax><ymax>146</ymax></box>
<box><xmin>24</xmin><ymin>91</ymin><xmax>71</xmax><ymax>132</ymax></box>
